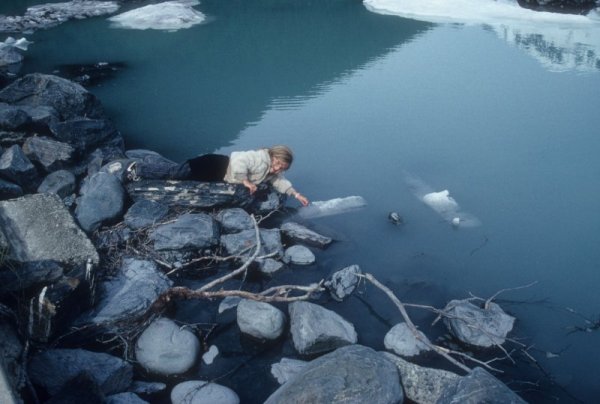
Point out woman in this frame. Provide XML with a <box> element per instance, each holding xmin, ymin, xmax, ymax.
<box><xmin>127</xmin><ymin>145</ymin><xmax>309</xmax><ymax>206</ymax></box>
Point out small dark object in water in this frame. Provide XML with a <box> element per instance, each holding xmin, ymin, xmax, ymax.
<box><xmin>388</xmin><ymin>211</ymin><xmax>403</xmax><ymax>225</ymax></box>
<box><xmin>55</xmin><ymin>61</ymin><xmax>126</xmax><ymax>87</ymax></box>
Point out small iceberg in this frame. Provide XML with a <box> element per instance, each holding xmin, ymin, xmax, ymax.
<box><xmin>405</xmin><ymin>173</ymin><xmax>480</xmax><ymax>227</ymax></box>
<box><xmin>108</xmin><ymin>0</ymin><xmax>205</xmax><ymax>31</ymax></box>
<box><xmin>297</xmin><ymin>196</ymin><xmax>367</xmax><ymax>219</ymax></box>
<box><xmin>1</xmin><ymin>37</ymin><xmax>33</xmax><ymax>51</ymax></box>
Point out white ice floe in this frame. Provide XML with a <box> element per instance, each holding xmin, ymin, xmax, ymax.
<box><xmin>404</xmin><ymin>172</ymin><xmax>480</xmax><ymax>228</ymax></box>
<box><xmin>297</xmin><ymin>196</ymin><xmax>367</xmax><ymax>219</ymax></box>
<box><xmin>1</xmin><ymin>37</ymin><xmax>33</xmax><ymax>51</ymax></box>
<box><xmin>363</xmin><ymin>0</ymin><xmax>600</xmax><ymax>72</ymax></box>
<box><xmin>108</xmin><ymin>0</ymin><xmax>205</xmax><ymax>31</ymax></box>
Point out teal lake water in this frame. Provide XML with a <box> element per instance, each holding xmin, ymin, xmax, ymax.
<box><xmin>3</xmin><ymin>0</ymin><xmax>600</xmax><ymax>402</ymax></box>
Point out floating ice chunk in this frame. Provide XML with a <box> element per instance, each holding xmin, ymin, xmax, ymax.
<box><xmin>297</xmin><ymin>196</ymin><xmax>367</xmax><ymax>219</ymax></box>
<box><xmin>422</xmin><ymin>190</ymin><xmax>458</xmax><ymax>215</ymax></box>
<box><xmin>1</xmin><ymin>37</ymin><xmax>33</xmax><ymax>51</ymax></box>
<box><xmin>108</xmin><ymin>0</ymin><xmax>205</xmax><ymax>31</ymax></box>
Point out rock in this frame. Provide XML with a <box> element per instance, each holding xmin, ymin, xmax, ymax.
<box><xmin>49</xmin><ymin>117</ymin><xmax>123</xmax><ymax>153</ymax></box>
<box><xmin>283</xmin><ymin>245</ymin><xmax>315</xmax><ymax>265</ymax></box>
<box><xmin>324</xmin><ymin>264</ymin><xmax>362</xmax><ymax>301</ymax></box>
<box><xmin>0</xmin><ymin>193</ymin><xmax>99</xmax><ymax>266</ymax></box>
<box><xmin>0</xmin><ymin>46</ymin><xmax>23</xmax><ymax>68</ymax></box>
<box><xmin>280</xmin><ymin>222</ymin><xmax>332</xmax><ymax>248</ymax></box>
<box><xmin>23</xmin><ymin>136</ymin><xmax>75</xmax><ymax>172</ymax></box>
<box><xmin>0</xmin><ymin>260</ymin><xmax>63</xmax><ymax>295</ymax></box>
<box><xmin>45</xmin><ymin>371</ymin><xmax>105</xmax><ymax>404</ymax></box>
<box><xmin>0</xmin><ymin>73</ymin><xmax>105</xmax><ymax>120</ymax></box>
<box><xmin>264</xmin><ymin>345</ymin><xmax>402</xmax><ymax>404</ymax></box>
<box><xmin>171</xmin><ymin>380</ymin><xmax>239</xmax><ymax>404</ymax></box>
<box><xmin>437</xmin><ymin>367</ymin><xmax>527</xmax><ymax>403</ymax></box>
<box><xmin>288</xmin><ymin>301</ymin><xmax>357</xmax><ymax>355</ymax></box>
<box><xmin>270</xmin><ymin>358</ymin><xmax>308</xmax><ymax>385</ymax></box>
<box><xmin>517</xmin><ymin>0</ymin><xmax>597</xmax><ymax>14</ymax></box>
<box><xmin>0</xmin><ymin>320</ymin><xmax>24</xmax><ymax>397</ymax></box>
<box><xmin>218</xmin><ymin>296</ymin><xmax>242</xmax><ymax>314</ymax></box>
<box><xmin>220</xmin><ymin>228</ymin><xmax>283</xmax><ymax>260</ymax></box>
<box><xmin>80</xmin><ymin>258</ymin><xmax>172</xmax><ymax>327</ymax></box>
<box><xmin>202</xmin><ymin>345</ymin><xmax>219</xmax><ymax>365</ymax></box>
<box><xmin>0</xmin><ymin>102</ymin><xmax>30</xmax><ymax>130</ymax></box>
<box><xmin>129</xmin><ymin>381</ymin><xmax>166</xmax><ymax>395</ymax></box>
<box><xmin>149</xmin><ymin>213</ymin><xmax>219</xmax><ymax>251</ymax></box>
<box><xmin>237</xmin><ymin>299</ymin><xmax>286</xmax><ymax>340</ymax></box>
<box><xmin>135</xmin><ymin>317</ymin><xmax>200</xmax><ymax>376</ymax></box>
<box><xmin>216</xmin><ymin>208</ymin><xmax>254</xmax><ymax>233</ymax></box>
<box><xmin>384</xmin><ymin>322</ymin><xmax>431</xmax><ymax>357</ymax></box>
<box><xmin>0</xmin><ymin>144</ymin><xmax>38</xmax><ymax>190</ymax></box>
<box><xmin>382</xmin><ymin>352</ymin><xmax>460</xmax><ymax>404</ymax></box>
<box><xmin>75</xmin><ymin>171</ymin><xmax>126</xmax><ymax>233</ymax></box>
<box><xmin>253</xmin><ymin>190</ymin><xmax>284</xmax><ymax>213</ymax></box>
<box><xmin>257</xmin><ymin>258</ymin><xmax>285</xmax><ymax>276</ymax></box>
<box><xmin>443</xmin><ymin>299</ymin><xmax>515</xmax><ymax>348</ymax></box>
<box><xmin>105</xmin><ymin>392</ymin><xmax>148</xmax><ymax>404</ymax></box>
<box><xmin>0</xmin><ymin>177</ymin><xmax>22</xmax><ymax>199</ymax></box>
<box><xmin>28</xmin><ymin>348</ymin><xmax>132</xmax><ymax>396</ymax></box>
<box><xmin>56</xmin><ymin>61</ymin><xmax>126</xmax><ymax>87</ymax></box>
<box><xmin>17</xmin><ymin>105</ymin><xmax>59</xmax><ymax>129</ymax></box>
<box><xmin>37</xmin><ymin>169</ymin><xmax>76</xmax><ymax>199</ymax></box>
<box><xmin>124</xmin><ymin>199</ymin><xmax>168</xmax><ymax>229</ymax></box>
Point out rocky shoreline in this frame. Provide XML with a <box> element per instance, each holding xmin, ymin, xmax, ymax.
<box><xmin>0</xmin><ymin>4</ymin><xmax>538</xmax><ymax>404</ymax></box>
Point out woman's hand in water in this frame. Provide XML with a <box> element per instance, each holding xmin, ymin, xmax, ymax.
<box><xmin>294</xmin><ymin>192</ymin><xmax>309</xmax><ymax>207</ymax></box>
<box><xmin>243</xmin><ymin>180</ymin><xmax>257</xmax><ymax>194</ymax></box>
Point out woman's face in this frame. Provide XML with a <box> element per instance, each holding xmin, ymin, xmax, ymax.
<box><xmin>270</xmin><ymin>157</ymin><xmax>289</xmax><ymax>174</ymax></box>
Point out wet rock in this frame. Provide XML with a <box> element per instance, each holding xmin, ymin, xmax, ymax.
<box><xmin>253</xmin><ymin>189</ymin><xmax>283</xmax><ymax>213</ymax></box>
<box><xmin>56</xmin><ymin>61</ymin><xmax>126</xmax><ymax>87</ymax></box>
<box><xmin>283</xmin><ymin>245</ymin><xmax>315</xmax><ymax>265</ymax></box>
<box><xmin>0</xmin><ymin>177</ymin><xmax>22</xmax><ymax>199</ymax></box>
<box><xmin>105</xmin><ymin>392</ymin><xmax>148</xmax><ymax>404</ymax></box>
<box><xmin>0</xmin><ymin>46</ymin><xmax>23</xmax><ymax>68</ymax></box>
<box><xmin>288</xmin><ymin>301</ymin><xmax>357</xmax><ymax>355</ymax></box>
<box><xmin>437</xmin><ymin>367</ymin><xmax>527</xmax><ymax>403</ymax></box>
<box><xmin>124</xmin><ymin>199</ymin><xmax>168</xmax><ymax>229</ymax></box>
<box><xmin>75</xmin><ymin>171</ymin><xmax>125</xmax><ymax>233</ymax></box>
<box><xmin>382</xmin><ymin>352</ymin><xmax>460</xmax><ymax>404</ymax></box>
<box><xmin>280</xmin><ymin>222</ymin><xmax>332</xmax><ymax>248</ymax></box>
<box><xmin>0</xmin><ymin>193</ymin><xmax>99</xmax><ymax>266</ymax></box>
<box><xmin>135</xmin><ymin>317</ymin><xmax>200</xmax><ymax>376</ymax></box>
<box><xmin>257</xmin><ymin>258</ymin><xmax>285</xmax><ymax>276</ymax></box>
<box><xmin>0</xmin><ymin>102</ymin><xmax>30</xmax><ymax>130</ymax></box>
<box><xmin>49</xmin><ymin>117</ymin><xmax>123</xmax><ymax>153</ymax></box>
<box><xmin>202</xmin><ymin>345</ymin><xmax>219</xmax><ymax>365</ymax></box>
<box><xmin>45</xmin><ymin>371</ymin><xmax>105</xmax><ymax>404</ymax></box>
<box><xmin>220</xmin><ymin>228</ymin><xmax>283</xmax><ymax>260</ymax></box>
<box><xmin>149</xmin><ymin>213</ymin><xmax>219</xmax><ymax>251</ymax></box>
<box><xmin>17</xmin><ymin>104</ymin><xmax>59</xmax><ymax>129</ymax></box>
<box><xmin>28</xmin><ymin>348</ymin><xmax>133</xmax><ymax>396</ymax></box>
<box><xmin>384</xmin><ymin>322</ymin><xmax>431</xmax><ymax>357</ymax></box>
<box><xmin>171</xmin><ymin>380</ymin><xmax>239</xmax><ymax>404</ymax></box>
<box><xmin>0</xmin><ymin>259</ymin><xmax>63</xmax><ymax>295</ymax></box>
<box><xmin>0</xmin><ymin>144</ymin><xmax>38</xmax><ymax>190</ymax></box>
<box><xmin>237</xmin><ymin>299</ymin><xmax>286</xmax><ymax>340</ymax></box>
<box><xmin>37</xmin><ymin>169</ymin><xmax>76</xmax><ymax>199</ymax></box>
<box><xmin>216</xmin><ymin>207</ymin><xmax>254</xmax><ymax>233</ymax></box>
<box><xmin>0</xmin><ymin>73</ymin><xmax>105</xmax><ymax>120</ymax></box>
<box><xmin>0</xmin><ymin>320</ymin><xmax>24</xmax><ymax>397</ymax></box>
<box><xmin>218</xmin><ymin>296</ymin><xmax>242</xmax><ymax>314</ymax></box>
<box><xmin>23</xmin><ymin>136</ymin><xmax>75</xmax><ymax>172</ymax></box>
<box><xmin>264</xmin><ymin>345</ymin><xmax>402</xmax><ymax>404</ymax></box>
<box><xmin>324</xmin><ymin>264</ymin><xmax>362</xmax><ymax>301</ymax></box>
<box><xmin>80</xmin><ymin>258</ymin><xmax>172</xmax><ymax>327</ymax></box>
<box><xmin>443</xmin><ymin>299</ymin><xmax>515</xmax><ymax>348</ymax></box>
<box><xmin>271</xmin><ymin>358</ymin><xmax>308</xmax><ymax>385</ymax></box>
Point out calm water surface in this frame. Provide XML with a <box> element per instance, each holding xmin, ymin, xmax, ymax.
<box><xmin>3</xmin><ymin>0</ymin><xmax>600</xmax><ymax>402</ymax></box>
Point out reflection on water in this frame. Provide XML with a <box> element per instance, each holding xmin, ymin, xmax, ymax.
<box><xmin>364</xmin><ymin>0</ymin><xmax>600</xmax><ymax>72</ymax></box>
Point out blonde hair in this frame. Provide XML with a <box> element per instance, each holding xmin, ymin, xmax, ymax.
<box><xmin>268</xmin><ymin>145</ymin><xmax>294</xmax><ymax>167</ymax></box>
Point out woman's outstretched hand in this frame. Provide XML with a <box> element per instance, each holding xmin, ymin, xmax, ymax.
<box><xmin>294</xmin><ymin>192</ymin><xmax>309</xmax><ymax>207</ymax></box>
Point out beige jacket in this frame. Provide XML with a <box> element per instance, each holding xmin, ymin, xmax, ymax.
<box><xmin>223</xmin><ymin>149</ymin><xmax>296</xmax><ymax>195</ymax></box>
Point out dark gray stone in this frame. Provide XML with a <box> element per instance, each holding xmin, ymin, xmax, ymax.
<box><xmin>257</xmin><ymin>258</ymin><xmax>285</xmax><ymax>276</ymax></box>
<box><xmin>264</xmin><ymin>345</ymin><xmax>402</xmax><ymax>404</ymax></box>
<box><xmin>216</xmin><ymin>207</ymin><xmax>254</xmax><ymax>233</ymax></box>
<box><xmin>75</xmin><ymin>171</ymin><xmax>126</xmax><ymax>233</ymax></box>
<box><xmin>37</xmin><ymin>169</ymin><xmax>76</xmax><ymax>199</ymax></box>
<box><xmin>384</xmin><ymin>322</ymin><xmax>431</xmax><ymax>357</ymax></box>
<box><xmin>23</xmin><ymin>136</ymin><xmax>75</xmax><ymax>172</ymax></box>
<box><xmin>124</xmin><ymin>199</ymin><xmax>168</xmax><ymax>230</ymax></box>
<box><xmin>270</xmin><ymin>358</ymin><xmax>308</xmax><ymax>385</ymax></box>
<box><xmin>0</xmin><ymin>320</ymin><xmax>24</xmax><ymax>398</ymax></box>
<box><xmin>0</xmin><ymin>102</ymin><xmax>30</xmax><ymax>130</ymax></box>
<box><xmin>0</xmin><ymin>177</ymin><xmax>22</xmax><ymax>200</ymax></box>
<box><xmin>49</xmin><ymin>117</ymin><xmax>123</xmax><ymax>153</ymax></box>
<box><xmin>280</xmin><ymin>222</ymin><xmax>332</xmax><ymax>248</ymax></box>
<box><xmin>45</xmin><ymin>371</ymin><xmax>105</xmax><ymax>404</ymax></box>
<box><xmin>0</xmin><ymin>259</ymin><xmax>63</xmax><ymax>295</ymax></box>
<box><xmin>325</xmin><ymin>264</ymin><xmax>362</xmax><ymax>301</ymax></box>
<box><xmin>288</xmin><ymin>301</ymin><xmax>357</xmax><ymax>355</ymax></box>
<box><xmin>149</xmin><ymin>213</ymin><xmax>219</xmax><ymax>251</ymax></box>
<box><xmin>17</xmin><ymin>104</ymin><xmax>59</xmax><ymax>128</ymax></box>
<box><xmin>28</xmin><ymin>348</ymin><xmax>133</xmax><ymax>396</ymax></box>
<box><xmin>437</xmin><ymin>367</ymin><xmax>527</xmax><ymax>404</ymax></box>
<box><xmin>237</xmin><ymin>299</ymin><xmax>286</xmax><ymax>340</ymax></box>
<box><xmin>0</xmin><ymin>144</ymin><xmax>38</xmax><ymax>189</ymax></box>
<box><xmin>0</xmin><ymin>73</ymin><xmax>105</xmax><ymax>120</ymax></box>
<box><xmin>220</xmin><ymin>227</ymin><xmax>283</xmax><ymax>260</ymax></box>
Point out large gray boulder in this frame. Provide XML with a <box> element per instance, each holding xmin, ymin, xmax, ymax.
<box><xmin>236</xmin><ymin>299</ymin><xmax>286</xmax><ymax>340</ymax></box>
<box><xmin>149</xmin><ymin>213</ymin><xmax>219</xmax><ymax>251</ymax></box>
<box><xmin>0</xmin><ymin>73</ymin><xmax>105</xmax><ymax>120</ymax></box>
<box><xmin>437</xmin><ymin>367</ymin><xmax>527</xmax><ymax>404</ymax></box>
<box><xmin>264</xmin><ymin>345</ymin><xmax>402</xmax><ymax>404</ymax></box>
<box><xmin>0</xmin><ymin>193</ymin><xmax>99</xmax><ymax>266</ymax></box>
<box><xmin>28</xmin><ymin>348</ymin><xmax>133</xmax><ymax>396</ymax></box>
<box><xmin>22</xmin><ymin>136</ymin><xmax>75</xmax><ymax>172</ymax></box>
<box><xmin>49</xmin><ymin>117</ymin><xmax>123</xmax><ymax>153</ymax></box>
<box><xmin>124</xmin><ymin>199</ymin><xmax>168</xmax><ymax>229</ymax></box>
<box><xmin>288</xmin><ymin>301</ymin><xmax>357</xmax><ymax>355</ymax></box>
<box><xmin>216</xmin><ymin>207</ymin><xmax>254</xmax><ymax>233</ymax></box>
<box><xmin>75</xmin><ymin>171</ymin><xmax>126</xmax><ymax>233</ymax></box>
<box><xmin>443</xmin><ymin>300</ymin><xmax>515</xmax><ymax>348</ymax></box>
<box><xmin>280</xmin><ymin>222</ymin><xmax>332</xmax><ymax>248</ymax></box>
<box><xmin>220</xmin><ymin>228</ymin><xmax>283</xmax><ymax>260</ymax></box>
<box><xmin>135</xmin><ymin>317</ymin><xmax>200</xmax><ymax>376</ymax></box>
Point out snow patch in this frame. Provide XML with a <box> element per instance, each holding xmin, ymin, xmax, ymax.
<box><xmin>108</xmin><ymin>0</ymin><xmax>205</xmax><ymax>31</ymax></box>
